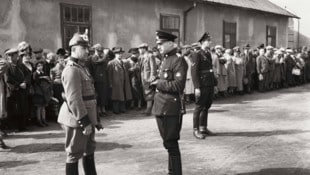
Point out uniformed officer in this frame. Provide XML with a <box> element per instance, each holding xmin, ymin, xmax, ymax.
<box><xmin>58</xmin><ymin>31</ymin><xmax>102</xmax><ymax>175</ymax></box>
<box><xmin>151</xmin><ymin>30</ymin><xmax>188</xmax><ymax>175</ymax></box>
<box><xmin>190</xmin><ymin>32</ymin><xmax>217</xmax><ymax>139</ymax></box>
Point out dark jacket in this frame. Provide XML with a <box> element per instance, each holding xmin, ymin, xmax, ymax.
<box><xmin>152</xmin><ymin>49</ymin><xmax>188</xmax><ymax>116</ymax></box>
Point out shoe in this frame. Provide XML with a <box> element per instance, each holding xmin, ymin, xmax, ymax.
<box><xmin>201</xmin><ymin>128</ymin><xmax>216</xmax><ymax>136</ymax></box>
<box><xmin>193</xmin><ymin>129</ymin><xmax>205</xmax><ymax>139</ymax></box>
<box><xmin>42</xmin><ymin>121</ymin><xmax>49</xmax><ymax>127</ymax></box>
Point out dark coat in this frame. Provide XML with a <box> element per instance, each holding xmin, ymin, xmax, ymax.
<box><xmin>190</xmin><ymin>49</ymin><xmax>217</xmax><ymax>88</ymax></box>
<box><xmin>152</xmin><ymin>49</ymin><xmax>188</xmax><ymax>116</ymax></box>
<box><xmin>91</xmin><ymin>55</ymin><xmax>109</xmax><ymax>106</ymax></box>
<box><xmin>107</xmin><ymin>58</ymin><xmax>132</xmax><ymax>101</ymax></box>
<box><xmin>32</xmin><ymin>71</ymin><xmax>52</xmax><ymax>106</ymax></box>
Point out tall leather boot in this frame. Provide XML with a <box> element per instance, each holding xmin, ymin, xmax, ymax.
<box><xmin>66</xmin><ymin>162</ymin><xmax>78</xmax><ymax>175</ymax></box>
<box><xmin>168</xmin><ymin>155</ymin><xmax>172</xmax><ymax>175</ymax></box>
<box><xmin>170</xmin><ymin>155</ymin><xmax>182</xmax><ymax>175</ymax></box>
<box><xmin>82</xmin><ymin>154</ymin><xmax>97</xmax><ymax>175</ymax></box>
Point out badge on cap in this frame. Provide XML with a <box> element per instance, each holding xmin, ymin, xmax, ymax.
<box><xmin>176</xmin><ymin>72</ymin><xmax>181</xmax><ymax>78</ymax></box>
<box><xmin>164</xmin><ymin>72</ymin><xmax>168</xmax><ymax>79</ymax></box>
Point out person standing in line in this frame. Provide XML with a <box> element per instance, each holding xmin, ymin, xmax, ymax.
<box><xmin>225</xmin><ymin>49</ymin><xmax>237</xmax><ymax>95</ymax></box>
<box><xmin>151</xmin><ymin>30</ymin><xmax>187</xmax><ymax>175</ymax></box>
<box><xmin>91</xmin><ymin>44</ymin><xmax>109</xmax><ymax>117</ymax></box>
<box><xmin>107</xmin><ymin>47</ymin><xmax>127</xmax><ymax>114</ymax></box>
<box><xmin>139</xmin><ymin>43</ymin><xmax>157</xmax><ymax>116</ymax></box>
<box><xmin>0</xmin><ymin>54</ymin><xmax>9</xmax><ymax>150</ymax></box>
<box><xmin>190</xmin><ymin>32</ymin><xmax>217</xmax><ymax>139</ymax></box>
<box><xmin>256</xmin><ymin>48</ymin><xmax>269</xmax><ymax>92</ymax></box>
<box><xmin>242</xmin><ymin>44</ymin><xmax>255</xmax><ymax>93</ymax></box>
<box><xmin>58</xmin><ymin>32</ymin><xmax>102</xmax><ymax>175</ymax></box>
<box><xmin>233</xmin><ymin>46</ymin><xmax>245</xmax><ymax>95</ymax></box>
<box><xmin>213</xmin><ymin>45</ymin><xmax>227</xmax><ymax>97</ymax></box>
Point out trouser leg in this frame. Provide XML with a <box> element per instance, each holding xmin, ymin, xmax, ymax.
<box><xmin>112</xmin><ymin>100</ymin><xmax>120</xmax><ymax>114</ymax></box>
<box><xmin>82</xmin><ymin>153</ymin><xmax>97</xmax><ymax>175</ymax></box>
<box><xmin>156</xmin><ymin>115</ymin><xmax>182</xmax><ymax>175</ymax></box>
<box><xmin>66</xmin><ymin>162</ymin><xmax>78</xmax><ymax>175</ymax></box>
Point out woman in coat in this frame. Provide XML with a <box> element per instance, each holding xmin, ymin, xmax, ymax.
<box><xmin>225</xmin><ymin>49</ymin><xmax>236</xmax><ymax>95</ymax></box>
<box><xmin>233</xmin><ymin>47</ymin><xmax>244</xmax><ymax>94</ymax></box>
<box><xmin>213</xmin><ymin>45</ymin><xmax>228</xmax><ymax>96</ymax></box>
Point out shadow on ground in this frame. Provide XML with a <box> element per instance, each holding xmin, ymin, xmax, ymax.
<box><xmin>10</xmin><ymin>142</ymin><xmax>132</xmax><ymax>153</ymax></box>
<box><xmin>0</xmin><ymin>160</ymin><xmax>39</xmax><ymax>169</ymax></box>
<box><xmin>237</xmin><ymin>168</ymin><xmax>310</xmax><ymax>175</ymax></box>
<box><xmin>216</xmin><ymin>129</ymin><xmax>310</xmax><ymax>137</ymax></box>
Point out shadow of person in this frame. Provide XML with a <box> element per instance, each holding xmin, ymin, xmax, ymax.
<box><xmin>0</xmin><ymin>160</ymin><xmax>39</xmax><ymax>169</ymax></box>
<box><xmin>237</xmin><ymin>168</ymin><xmax>310</xmax><ymax>175</ymax></box>
<box><xmin>10</xmin><ymin>142</ymin><xmax>133</xmax><ymax>153</ymax></box>
<box><xmin>216</xmin><ymin>129</ymin><xmax>310</xmax><ymax>137</ymax></box>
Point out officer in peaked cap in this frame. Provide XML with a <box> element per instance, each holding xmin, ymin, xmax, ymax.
<box><xmin>190</xmin><ymin>32</ymin><xmax>217</xmax><ymax>140</ymax></box>
<box><xmin>151</xmin><ymin>30</ymin><xmax>188</xmax><ymax>175</ymax></box>
<box><xmin>58</xmin><ymin>31</ymin><xmax>102</xmax><ymax>175</ymax></box>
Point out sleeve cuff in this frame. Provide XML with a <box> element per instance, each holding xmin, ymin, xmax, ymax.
<box><xmin>78</xmin><ymin>115</ymin><xmax>91</xmax><ymax>128</ymax></box>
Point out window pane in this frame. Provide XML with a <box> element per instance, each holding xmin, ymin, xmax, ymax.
<box><xmin>64</xmin><ymin>7</ymin><xmax>71</xmax><ymax>22</ymax></box>
<box><xmin>84</xmin><ymin>8</ymin><xmax>90</xmax><ymax>22</ymax></box>
<box><xmin>78</xmin><ymin>8</ymin><xmax>84</xmax><ymax>22</ymax></box>
<box><xmin>72</xmin><ymin>7</ymin><xmax>77</xmax><ymax>22</ymax></box>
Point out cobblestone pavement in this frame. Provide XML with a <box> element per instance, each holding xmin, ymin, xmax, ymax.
<box><xmin>1</xmin><ymin>84</ymin><xmax>310</xmax><ymax>175</ymax></box>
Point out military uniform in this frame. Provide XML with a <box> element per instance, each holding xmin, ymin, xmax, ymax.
<box><xmin>190</xmin><ymin>32</ymin><xmax>217</xmax><ymax>139</ymax></box>
<box><xmin>58</xmin><ymin>31</ymin><xmax>99</xmax><ymax>175</ymax></box>
<box><xmin>152</xmin><ymin>30</ymin><xmax>187</xmax><ymax>175</ymax></box>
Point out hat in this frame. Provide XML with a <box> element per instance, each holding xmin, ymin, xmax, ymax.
<box><xmin>279</xmin><ymin>47</ymin><xmax>286</xmax><ymax>52</ymax></box>
<box><xmin>286</xmin><ymin>48</ymin><xmax>294</xmax><ymax>54</ymax></box>
<box><xmin>156</xmin><ymin>30</ymin><xmax>177</xmax><ymax>44</ymax></box>
<box><xmin>93</xmin><ymin>43</ymin><xmax>104</xmax><ymax>51</ymax></box>
<box><xmin>18</xmin><ymin>41</ymin><xmax>31</xmax><ymax>56</ymax></box>
<box><xmin>215</xmin><ymin>45</ymin><xmax>223</xmax><ymax>50</ymax></box>
<box><xmin>112</xmin><ymin>47</ymin><xmax>125</xmax><ymax>54</ymax></box>
<box><xmin>69</xmin><ymin>29</ymin><xmax>89</xmax><ymax>47</ymax></box>
<box><xmin>128</xmin><ymin>48</ymin><xmax>139</xmax><ymax>54</ymax></box>
<box><xmin>56</xmin><ymin>48</ymin><xmax>66</xmax><ymax>56</ymax></box>
<box><xmin>198</xmin><ymin>32</ymin><xmax>211</xmax><ymax>43</ymax></box>
<box><xmin>266</xmin><ymin>46</ymin><xmax>274</xmax><ymax>50</ymax></box>
<box><xmin>244</xmin><ymin>44</ymin><xmax>251</xmax><ymax>49</ymax></box>
<box><xmin>5</xmin><ymin>48</ymin><xmax>18</xmax><ymax>55</ymax></box>
<box><xmin>258</xmin><ymin>43</ymin><xmax>265</xmax><ymax>49</ymax></box>
<box><xmin>138</xmin><ymin>43</ymin><xmax>148</xmax><ymax>49</ymax></box>
<box><xmin>33</xmin><ymin>47</ymin><xmax>43</xmax><ymax>54</ymax></box>
<box><xmin>233</xmin><ymin>46</ymin><xmax>241</xmax><ymax>52</ymax></box>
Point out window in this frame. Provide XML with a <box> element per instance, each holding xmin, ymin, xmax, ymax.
<box><xmin>223</xmin><ymin>21</ymin><xmax>237</xmax><ymax>49</ymax></box>
<box><xmin>266</xmin><ymin>26</ymin><xmax>277</xmax><ymax>47</ymax></box>
<box><xmin>60</xmin><ymin>3</ymin><xmax>92</xmax><ymax>49</ymax></box>
<box><xmin>160</xmin><ymin>14</ymin><xmax>180</xmax><ymax>44</ymax></box>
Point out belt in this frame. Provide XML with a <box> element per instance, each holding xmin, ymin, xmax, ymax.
<box><xmin>200</xmin><ymin>69</ymin><xmax>213</xmax><ymax>74</ymax></box>
<box><xmin>157</xmin><ymin>90</ymin><xmax>179</xmax><ymax>96</ymax></box>
<box><xmin>83</xmin><ymin>95</ymin><xmax>96</xmax><ymax>101</ymax></box>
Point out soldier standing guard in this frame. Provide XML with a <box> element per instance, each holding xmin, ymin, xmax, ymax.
<box><xmin>58</xmin><ymin>31</ymin><xmax>102</xmax><ymax>175</ymax></box>
<box><xmin>151</xmin><ymin>30</ymin><xmax>188</xmax><ymax>175</ymax></box>
<box><xmin>190</xmin><ymin>32</ymin><xmax>217</xmax><ymax>139</ymax></box>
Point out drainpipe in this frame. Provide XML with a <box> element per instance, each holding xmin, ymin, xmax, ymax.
<box><xmin>183</xmin><ymin>1</ymin><xmax>197</xmax><ymax>43</ymax></box>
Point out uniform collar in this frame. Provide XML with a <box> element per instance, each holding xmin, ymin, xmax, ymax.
<box><xmin>163</xmin><ymin>48</ymin><xmax>177</xmax><ymax>58</ymax></box>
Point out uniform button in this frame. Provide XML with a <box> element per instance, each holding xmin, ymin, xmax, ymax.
<box><xmin>163</xmin><ymin>112</ymin><xmax>166</xmax><ymax>115</ymax></box>
<box><xmin>174</xmin><ymin>98</ymin><xmax>177</xmax><ymax>101</ymax></box>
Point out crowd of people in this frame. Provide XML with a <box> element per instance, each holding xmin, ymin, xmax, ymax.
<box><xmin>0</xmin><ymin>37</ymin><xmax>310</xmax><ymax>150</ymax></box>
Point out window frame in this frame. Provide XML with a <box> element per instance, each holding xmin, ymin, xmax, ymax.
<box><xmin>60</xmin><ymin>3</ymin><xmax>92</xmax><ymax>49</ymax></box>
<box><xmin>223</xmin><ymin>21</ymin><xmax>237</xmax><ymax>49</ymax></box>
<box><xmin>160</xmin><ymin>14</ymin><xmax>181</xmax><ymax>44</ymax></box>
<box><xmin>266</xmin><ymin>25</ymin><xmax>277</xmax><ymax>47</ymax></box>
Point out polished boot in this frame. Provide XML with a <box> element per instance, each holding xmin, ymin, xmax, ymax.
<box><xmin>170</xmin><ymin>155</ymin><xmax>182</xmax><ymax>175</ymax></box>
<box><xmin>193</xmin><ymin>128</ymin><xmax>205</xmax><ymax>139</ymax></box>
<box><xmin>82</xmin><ymin>154</ymin><xmax>97</xmax><ymax>175</ymax></box>
<box><xmin>66</xmin><ymin>162</ymin><xmax>78</xmax><ymax>175</ymax></box>
<box><xmin>168</xmin><ymin>155</ymin><xmax>172</xmax><ymax>175</ymax></box>
<box><xmin>200</xmin><ymin>127</ymin><xmax>215</xmax><ymax>136</ymax></box>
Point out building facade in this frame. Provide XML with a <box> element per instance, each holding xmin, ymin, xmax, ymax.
<box><xmin>0</xmin><ymin>0</ymin><xmax>298</xmax><ymax>52</ymax></box>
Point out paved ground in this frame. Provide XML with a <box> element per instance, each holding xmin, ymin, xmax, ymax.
<box><xmin>1</xmin><ymin>84</ymin><xmax>310</xmax><ymax>175</ymax></box>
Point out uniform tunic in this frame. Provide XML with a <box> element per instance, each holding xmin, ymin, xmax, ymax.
<box><xmin>58</xmin><ymin>58</ymin><xmax>97</xmax><ymax>163</ymax></box>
